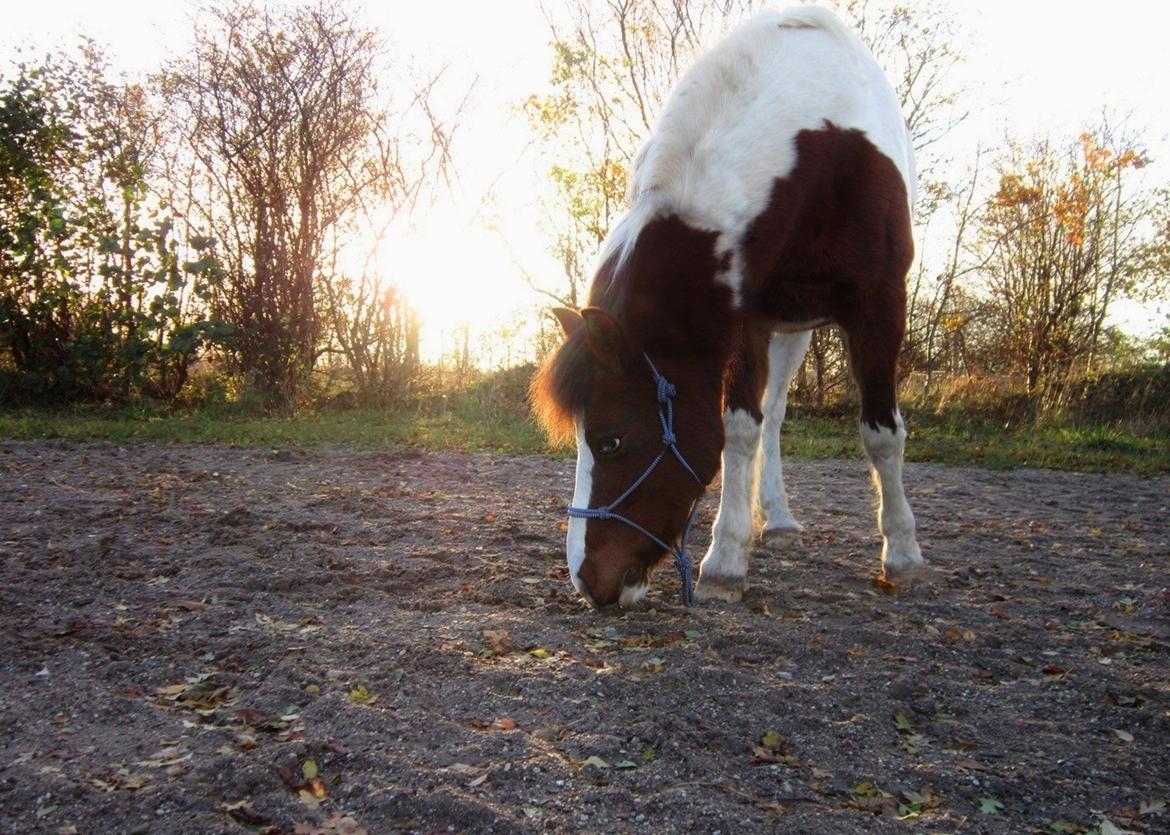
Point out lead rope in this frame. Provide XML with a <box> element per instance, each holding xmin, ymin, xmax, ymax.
<box><xmin>567</xmin><ymin>353</ymin><xmax>704</xmax><ymax>607</ymax></box>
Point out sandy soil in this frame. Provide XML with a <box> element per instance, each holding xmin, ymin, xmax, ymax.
<box><xmin>0</xmin><ymin>440</ymin><xmax>1167</xmax><ymax>835</ymax></box>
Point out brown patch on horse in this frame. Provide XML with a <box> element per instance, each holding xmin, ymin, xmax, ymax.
<box><xmin>531</xmin><ymin>217</ymin><xmax>735</xmax><ymax>449</ymax></box>
<box><xmin>740</xmin><ymin>122</ymin><xmax>913</xmax><ymax>431</ymax></box>
<box><xmin>723</xmin><ymin>319</ymin><xmax>773</xmax><ymax>419</ymax></box>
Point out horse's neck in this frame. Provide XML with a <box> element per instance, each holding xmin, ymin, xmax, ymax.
<box><xmin>598</xmin><ymin>212</ymin><xmax>740</xmax><ymax>365</ymax></box>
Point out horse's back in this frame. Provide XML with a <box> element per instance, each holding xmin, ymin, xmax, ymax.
<box><xmin>631</xmin><ymin>8</ymin><xmax>913</xmax><ymax>237</ymax></box>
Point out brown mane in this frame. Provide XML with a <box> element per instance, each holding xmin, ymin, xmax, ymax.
<box><xmin>530</xmin><ymin>331</ymin><xmax>594</xmax><ymax>447</ymax></box>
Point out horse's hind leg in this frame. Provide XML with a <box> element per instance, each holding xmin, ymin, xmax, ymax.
<box><xmin>696</xmin><ymin>323</ymin><xmax>769</xmax><ymax>603</ymax></box>
<box><xmin>842</xmin><ymin>312</ymin><xmax>923</xmax><ymax>581</ymax></box>
<box><xmin>757</xmin><ymin>329</ymin><xmax>812</xmax><ymax>538</ymax></box>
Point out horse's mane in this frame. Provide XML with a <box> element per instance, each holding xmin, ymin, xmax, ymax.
<box><xmin>531</xmin><ymin>330</ymin><xmax>594</xmax><ymax>447</ymax></box>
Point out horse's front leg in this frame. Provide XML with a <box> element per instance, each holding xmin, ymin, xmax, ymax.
<box><xmin>757</xmin><ymin>330</ymin><xmax>812</xmax><ymax>537</ymax></box>
<box><xmin>696</xmin><ymin>325</ymin><xmax>768</xmax><ymax>603</ymax></box>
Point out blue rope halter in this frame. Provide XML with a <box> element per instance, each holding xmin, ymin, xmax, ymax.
<box><xmin>567</xmin><ymin>353</ymin><xmax>704</xmax><ymax>607</ymax></box>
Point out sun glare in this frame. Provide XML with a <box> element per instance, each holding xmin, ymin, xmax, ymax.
<box><xmin>377</xmin><ymin>209</ymin><xmax>539</xmax><ymax>361</ymax></box>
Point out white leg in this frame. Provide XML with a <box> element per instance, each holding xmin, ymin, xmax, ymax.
<box><xmin>757</xmin><ymin>330</ymin><xmax>812</xmax><ymax>536</ymax></box>
<box><xmin>696</xmin><ymin>409</ymin><xmax>760</xmax><ymax>602</ymax></box>
<box><xmin>859</xmin><ymin>412</ymin><xmax>923</xmax><ymax>579</ymax></box>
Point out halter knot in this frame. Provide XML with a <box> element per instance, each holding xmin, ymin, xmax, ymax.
<box><xmin>661</xmin><ymin>429</ymin><xmax>677</xmax><ymax>445</ymax></box>
<box><xmin>656</xmin><ymin>377</ymin><xmax>677</xmax><ymax>403</ymax></box>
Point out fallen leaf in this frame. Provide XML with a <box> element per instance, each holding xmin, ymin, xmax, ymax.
<box><xmin>297</xmin><ymin>777</ymin><xmax>328</xmax><ymax>807</ymax></box>
<box><xmin>468</xmin><ymin>774</ymin><xmax>488</xmax><ymax>787</ymax></box>
<box><xmin>528</xmin><ymin>648</ymin><xmax>552</xmax><ymax>659</ymax></box>
<box><xmin>491</xmin><ymin>716</ymin><xmax>517</xmax><ymax>731</ymax></box>
<box><xmin>583</xmin><ymin>755</ymin><xmax>610</xmax><ymax>769</ymax></box>
<box><xmin>482</xmin><ymin>629</ymin><xmax>512</xmax><ymax>654</ymax></box>
<box><xmin>303</xmin><ymin>759</ymin><xmax>319</xmax><ymax>779</ymax></box>
<box><xmin>640</xmin><ymin>657</ymin><xmax>666</xmax><ymax>674</ymax></box>
<box><xmin>978</xmin><ymin>797</ymin><xmax>1004</xmax><ymax>814</ymax></box>
<box><xmin>348</xmin><ymin>685</ymin><xmax>378</xmax><ymax>705</ymax></box>
<box><xmin>1139</xmin><ymin>799</ymin><xmax>1165</xmax><ymax>817</ymax></box>
<box><xmin>223</xmin><ymin>800</ymin><xmax>268</xmax><ymax>826</ymax></box>
<box><xmin>1113</xmin><ymin>728</ymin><xmax>1134</xmax><ymax>743</ymax></box>
<box><xmin>760</xmin><ymin>730</ymin><xmax>783</xmax><ymax>750</ymax></box>
<box><xmin>1099</xmin><ymin>819</ymin><xmax>1139</xmax><ymax>835</ymax></box>
<box><xmin>614</xmin><ymin>760</ymin><xmax>637</xmax><ymax>769</ymax></box>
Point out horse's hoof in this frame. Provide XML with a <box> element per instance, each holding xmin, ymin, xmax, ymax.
<box><xmin>880</xmin><ymin>559</ymin><xmax>926</xmax><ymax>587</ymax></box>
<box><xmin>695</xmin><ymin>573</ymin><xmax>744</xmax><ymax>603</ymax></box>
<box><xmin>762</xmin><ymin>521</ymin><xmax>803</xmax><ymax>542</ymax></box>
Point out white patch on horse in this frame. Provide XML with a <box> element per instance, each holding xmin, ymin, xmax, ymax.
<box><xmin>619</xmin><ymin>581</ymin><xmax>649</xmax><ymax>608</ymax></box>
<box><xmin>567</xmin><ymin>420</ymin><xmax>593</xmax><ymax>594</ymax></box>
<box><xmin>757</xmin><ymin>330</ymin><xmax>812</xmax><ymax>534</ymax></box>
<box><xmin>859</xmin><ymin>412</ymin><xmax>923</xmax><ymax>578</ymax></box>
<box><xmin>596</xmin><ymin>6</ymin><xmax>914</xmax><ymax>303</ymax></box>
<box><xmin>697</xmin><ymin>409</ymin><xmax>761</xmax><ymax>598</ymax></box>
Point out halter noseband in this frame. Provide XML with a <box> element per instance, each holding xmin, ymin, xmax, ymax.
<box><xmin>567</xmin><ymin>353</ymin><xmax>704</xmax><ymax>607</ymax></box>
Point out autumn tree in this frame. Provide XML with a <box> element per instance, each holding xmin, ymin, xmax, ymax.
<box><xmin>977</xmin><ymin>123</ymin><xmax>1167</xmax><ymax>409</ymax></box>
<box><xmin>164</xmin><ymin>1</ymin><xmax>443</xmax><ymax>410</ymax></box>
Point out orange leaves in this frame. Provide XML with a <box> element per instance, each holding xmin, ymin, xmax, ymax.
<box><xmin>482</xmin><ymin>629</ymin><xmax>512</xmax><ymax>654</ymax></box>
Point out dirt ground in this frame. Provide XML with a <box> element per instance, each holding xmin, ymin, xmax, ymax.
<box><xmin>0</xmin><ymin>440</ymin><xmax>1167</xmax><ymax>835</ymax></box>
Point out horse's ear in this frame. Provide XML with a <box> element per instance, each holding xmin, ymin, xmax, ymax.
<box><xmin>550</xmin><ymin>307</ymin><xmax>584</xmax><ymax>339</ymax></box>
<box><xmin>580</xmin><ymin>307</ymin><xmax>629</xmax><ymax>370</ymax></box>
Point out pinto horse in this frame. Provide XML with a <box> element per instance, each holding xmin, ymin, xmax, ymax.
<box><xmin>533</xmin><ymin>7</ymin><xmax>923</xmax><ymax>607</ymax></box>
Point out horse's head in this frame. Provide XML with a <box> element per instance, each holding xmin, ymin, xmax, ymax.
<box><xmin>533</xmin><ymin>307</ymin><xmax>723</xmax><ymax>608</ymax></box>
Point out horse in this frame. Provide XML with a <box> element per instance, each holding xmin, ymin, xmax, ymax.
<box><xmin>532</xmin><ymin>6</ymin><xmax>923</xmax><ymax>608</ymax></box>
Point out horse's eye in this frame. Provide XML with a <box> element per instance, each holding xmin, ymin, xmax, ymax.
<box><xmin>599</xmin><ymin>436</ymin><xmax>622</xmax><ymax>456</ymax></box>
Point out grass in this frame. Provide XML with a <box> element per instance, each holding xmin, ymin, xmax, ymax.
<box><xmin>0</xmin><ymin>404</ymin><xmax>545</xmax><ymax>454</ymax></box>
<box><xmin>0</xmin><ymin>403</ymin><xmax>1166</xmax><ymax>475</ymax></box>
<box><xmin>783</xmin><ymin>414</ymin><xmax>1169</xmax><ymax>474</ymax></box>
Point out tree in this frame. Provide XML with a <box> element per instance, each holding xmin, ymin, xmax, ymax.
<box><xmin>977</xmin><ymin>122</ymin><xmax>1167</xmax><ymax>409</ymax></box>
<box><xmin>165</xmin><ymin>2</ymin><xmax>419</xmax><ymax>410</ymax></box>
<box><xmin>0</xmin><ymin>46</ymin><xmax>223</xmax><ymax>403</ymax></box>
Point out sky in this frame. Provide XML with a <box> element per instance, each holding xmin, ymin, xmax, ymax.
<box><xmin>2</xmin><ymin>0</ymin><xmax>1168</xmax><ymax>354</ymax></box>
